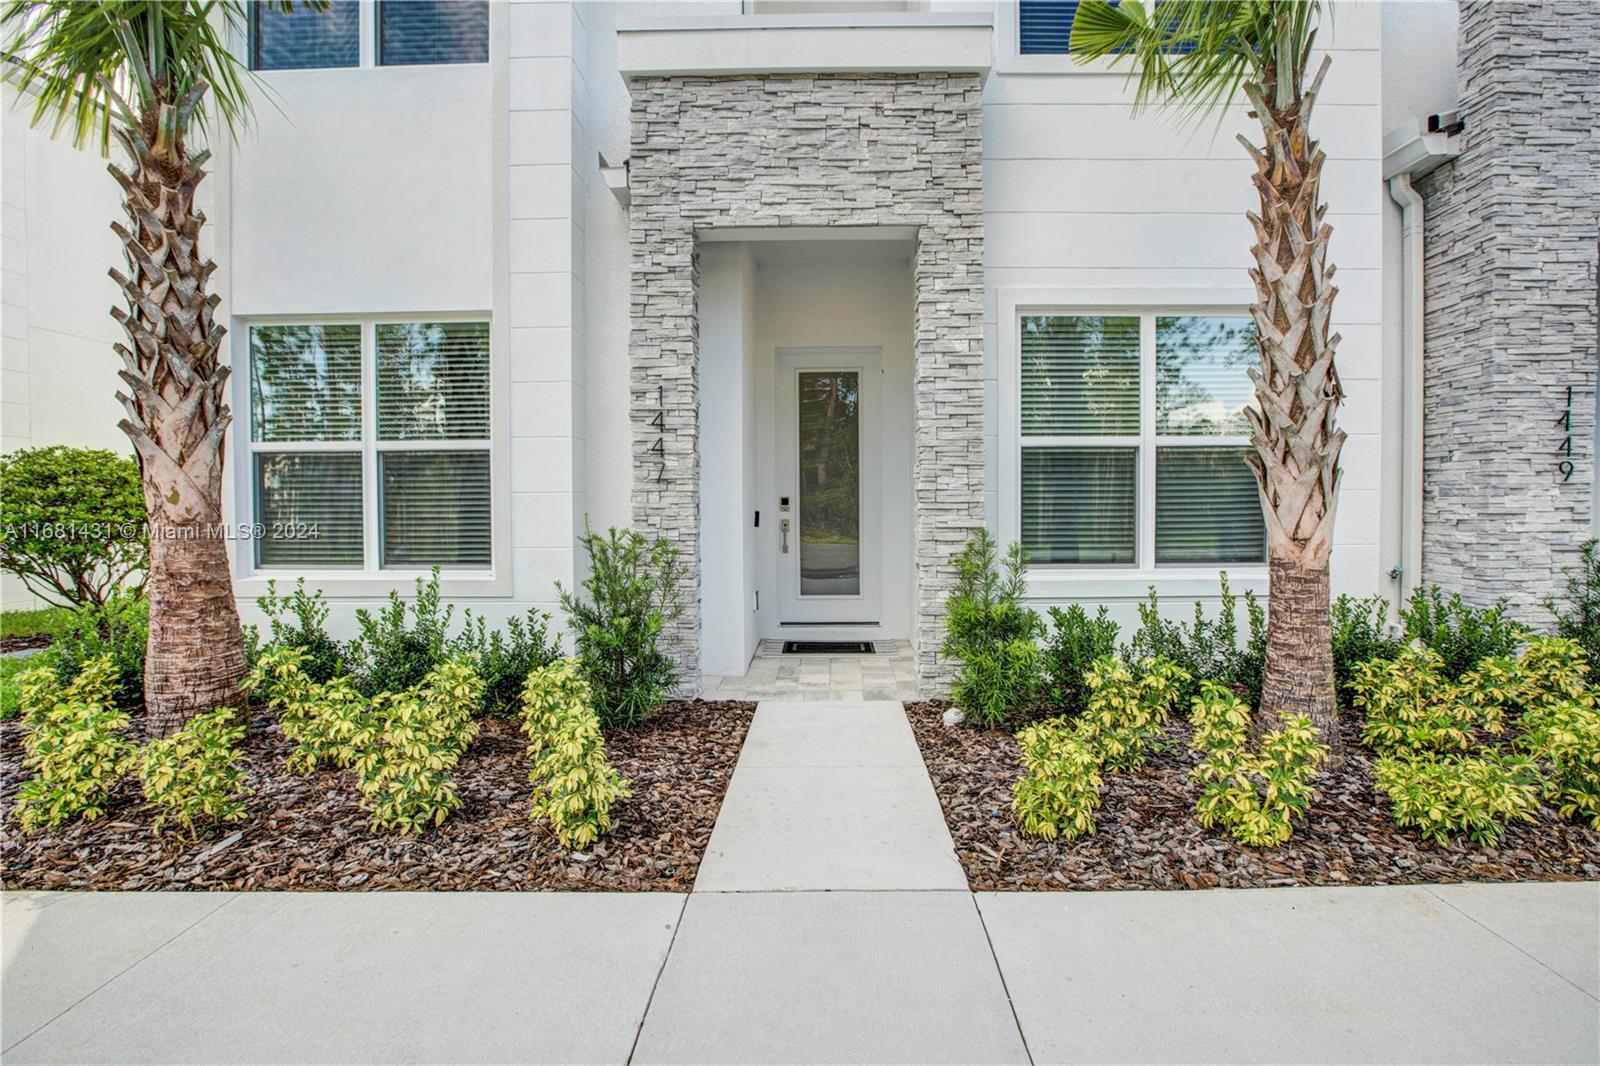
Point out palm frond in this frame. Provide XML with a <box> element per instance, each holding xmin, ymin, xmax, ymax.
<box><xmin>1070</xmin><ymin>0</ymin><xmax>1326</xmax><ymax>124</ymax></box>
<box><xmin>0</xmin><ymin>1</ymin><xmax>300</xmax><ymax>154</ymax></box>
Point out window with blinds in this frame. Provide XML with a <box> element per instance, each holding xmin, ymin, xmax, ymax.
<box><xmin>248</xmin><ymin>320</ymin><xmax>493</xmax><ymax>573</ymax></box>
<box><xmin>250</xmin><ymin>0</ymin><xmax>359</xmax><ymax>71</ymax></box>
<box><xmin>1019</xmin><ymin>0</ymin><xmax>1083</xmax><ymax>55</ymax></box>
<box><xmin>1018</xmin><ymin>312</ymin><xmax>1264</xmax><ymax>568</ymax></box>
<box><xmin>378</xmin><ymin>1</ymin><xmax>489</xmax><ymax>66</ymax></box>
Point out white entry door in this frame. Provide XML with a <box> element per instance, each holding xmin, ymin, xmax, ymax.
<box><xmin>774</xmin><ymin>348</ymin><xmax>883</xmax><ymax>626</ymax></box>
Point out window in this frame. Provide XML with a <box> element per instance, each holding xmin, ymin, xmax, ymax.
<box><xmin>1019</xmin><ymin>0</ymin><xmax>1085</xmax><ymax>55</ymax></box>
<box><xmin>378</xmin><ymin>1</ymin><xmax>489</xmax><ymax>66</ymax></box>
<box><xmin>248</xmin><ymin>320</ymin><xmax>493</xmax><ymax>572</ymax></box>
<box><xmin>250</xmin><ymin>0</ymin><xmax>358</xmax><ymax>71</ymax></box>
<box><xmin>1018</xmin><ymin>312</ymin><xmax>1264</xmax><ymax>568</ymax></box>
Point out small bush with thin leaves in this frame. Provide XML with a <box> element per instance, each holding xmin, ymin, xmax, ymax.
<box><xmin>243</xmin><ymin>647</ymin><xmax>374</xmax><ymax>774</ymax></box>
<box><xmin>1121</xmin><ymin>574</ymin><xmax>1264</xmax><ymax>707</ymax></box>
<box><xmin>13</xmin><ymin>656</ymin><xmax>136</xmax><ymax>832</ymax></box>
<box><xmin>1351</xmin><ymin>647</ymin><xmax>1509</xmax><ymax>756</ymax></box>
<box><xmin>520</xmin><ymin>658</ymin><xmax>633</xmax><ymax>849</ymax></box>
<box><xmin>138</xmin><ymin>707</ymin><xmax>250</xmax><ymax>840</ymax></box>
<box><xmin>352</xmin><ymin>659</ymin><xmax>485</xmax><ymax>834</ymax></box>
<box><xmin>454</xmin><ymin>607</ymin><xmax>562</xmax><ymax>717</ymax></box>
<box><xmin>1189</xmin><ymin>681</ymin><xmax>1328</xmax><ymax>847</ymax></box>
<box><xmin>1331</xmin><ymin>593</ymin><xmax>1405</xmax><ymax>707</ymax></box>
<box><xmin>942</xmin><ymin>530</ymin><xmax>1044</xmax><ymax>726</ymax></box>
<box><xmin>33</xmin><ymin>592</ymin><xmax>148</xmax><ymax>712</ymax></box>
<box><xmin>345</xmin><ymin>568</ymin><xmax>457</xmax><ymax>697</ymax></box>
<box><xmin>0</xmin><ymin>445</ymin><xmax>147</xmax><ymax>608</ymax></box>
<box><xmin>247</xmin><ymin>578</ymin><xmax>344</xmax><ymax>683</ymax></box>
<box><xmin>1074</xmin><ymin>656</ymin><xmax>1190</xmax><ymax>773</ymax></box>
<box><xmin>1546</xmin><ymin>540</ymin><xmax>1600</xmax><ymax>681</ymax></box>
<box><xmin>1011</xmin><ymin>717</ymin><xmax>1103</xmax><ymax>841</ymax></box>
<box><xmin>1372</xmin><ymin>752</ymin><xmax>1540</xmax><ymax>846</ymax></box>
<box><xmin>1041</xmin><ymin>604</ymin><xmax>1119</xmax><ymax>718</ymax></box>
<box><xmin>558</xmin><ymin>525</ymin><xmax>686</xmax><ymax>728</ymax></box>
<box><xmin>1511</xmin><ymin>637</ymin><xmax>1600</xmax><ymax>829</ymax></box>
<box><xmin>1400</xmin><ymin>586</ymin><xmax>1526</xmax><ymax>681</ymax></box>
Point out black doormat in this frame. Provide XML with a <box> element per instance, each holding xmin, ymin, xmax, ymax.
<box><xmin>782</xmin><ymin>641</ymin><xmax>876</xmax><ymax>655</ymax></box>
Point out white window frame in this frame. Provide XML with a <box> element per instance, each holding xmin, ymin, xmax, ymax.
<box><xmin>245</xmin><ymin>0</ymin><xmax>490</xmax><ymax>72</ymax></box>
<box><xmin>231</xmin><ymin>312</ymin><xmax>509</xmax><ymax>599</ymax></box>
<box><xmin>994</xmin><ymin>0</ymin><xmax>1128</xmax><ymax>76</ymax></box>
<box><xmin>998</xmin><ymin>286</ymin><xmax>1269</xmax><ymax>601</ymax></box>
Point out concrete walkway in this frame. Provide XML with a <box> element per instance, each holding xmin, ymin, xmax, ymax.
<box><xmin>3</xmin><ymin>699</ymin><xmax>1597</xmax><ymax>1063</ymax></box>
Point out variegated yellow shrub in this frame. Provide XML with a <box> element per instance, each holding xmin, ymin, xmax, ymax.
<box><xmin>1189</xmin><ymin>681</ymin><xmax>1328</xmax><ymax>847</ymax></box>
<box><xmin>13</xmin><ymin>655</ymin><xmax>135</xmax><ymax>832</ymax></box>
<box><xmin>520</xmin><ymin>658</ymin><xmax>632</xmax><ymax>850</ymax></box>
<box><xmin>138</xmin><ymin>706</ymin><xmax>250</xmax><ymax>839</ymax></box>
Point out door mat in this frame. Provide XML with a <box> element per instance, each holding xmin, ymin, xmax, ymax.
<box><xmin>781</xmin><ymin>641</ymin><xmax>876</xmax><ymax>655</ymax></box>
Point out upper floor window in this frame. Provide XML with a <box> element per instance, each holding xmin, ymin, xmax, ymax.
<box><xmin>1019</xmin><ymin>313</ymin><xmax>1264</xmax><ymax>568</ymax></box>
<box><xmin>248</xmin><ymin>319</ymin><xmax>493</xmax><ymax>572</ymax></box>
<box><xmin>1019</xmin><ymin>0</ymin><xmax>1084</xmax><ymax>55</ymax></box>
<box><xmin>378</xmin><ymin>1</ymin><xmax>489</xmax><ymax>66</ymax></box>
<box><xmin>251</xmin><ymin>0</ymin><xmax>358</xmax><ymax>70</ymax></box>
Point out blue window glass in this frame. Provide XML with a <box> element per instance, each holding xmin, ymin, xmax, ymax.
<box><xmin>378</xmin><ymin>1</ymin><xmax>489</xmax><ymax>66</ymax></box>
<box><xmin>1019</xmin><ymin>0</ymin><xmax>1084</xmax><ymax>55</ymax></box>
<box><xmin>251</xmin><ymin>0</ymin><xmax>358</xmax><ymax>71</ymax></box>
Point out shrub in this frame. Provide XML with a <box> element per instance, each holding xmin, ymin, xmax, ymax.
<box><xmin>1372</xmin><ymin>752</ymin><xmax>1540</xmax><ymax>846</ymax></box>
<box><xmin>352</xmin><ymin>659</ymin><xmax>484</xmax><ymax>834</ymax></box>
<box><xmin>138</xmin><ymin>707</ymin><xmax>250</xmax><ymax>839</ymax></box>
<box><xmin>942</xmin><ymin>531</ymin><xmax>1043</xmax><ymax>726</ymax></box>
<box><xmin>1401</xmin><ymin>586</ymin><xmax>1526</xmax><ymax>680</ymax></box>
<box><xmin>1517</xmin><ymin>699</ymin><xmax>1600</xmax><ymax>830</ymax></box>
<box><xmin>1351</xmin><ymin>647</ymin><xmax>1507</xmax><ymax>756</ymax></box>
<box><xmin>1041</xmin><ymin>605</ymin><xmax>1119</xmax><ymax>718</ymax></box>
<box><xmin>520</xmin><ymin>658</ymin><xmax>632</xmax><ymax>849</ymax></box>
<box><xmin>345</xmin><ymin>568</ymin><xmax>457</xmax><ymax>697</ymax></box>
<box><xmin>0</xmin><ymin>446</ymin><xmax>147</xmax><ymax>608</ymax></box>
<box><xmin>1122</xmin><ymin>574</ymin><xmax>1264</xmax><ymax>706</ymax></box>
<box><xmin>15</xmin><ymin>654</ymin><xmax>119</xmax><ymax>725</ymax></box>
<box><xmin>33</xmin><ymin>592</ymin><xmax>148</xmax><ymax>711</ymax></box>
<box><xmin>1331</xmin><ymin>594</ymin><xmax>1405</xmax><ymax>707</ymax></box>
<box><xmin>1546</xmin><ymin>540</ymin><xmax>1600</xmax><ymax>680</ymax></box>
<box><xmin>244</xmin><ymin>648</ymin><xmax>373</xmax><ymax>774</ymax></box>
<box><xmin>13</xmin><ymin>656</ymin><xmax>137</xmax><ymax>831</ymax></box>
<box><xmin>557</xmin><ymin>525</ymin><xmax>686</xmax><ymax>728</ymax></box>
<box><xmin>1189</xmin><ymin>681</ymin><xmax>1328</xmax><ymax>847</ymax></box>
<box><xmin>455</xmin><ymin>608</ymin><xmax>561</xmax><ymax>717</ymax></box>
<box><xmin>1074</xmin><ymin>656</ymin><xmax>1190</xmax><ymax>773</ymax></box>
<box><xmin>1012</xmin><ymin>718</ymin><xmax>1103</xmax><ymax>841</ymax></box>
<box><xmin>249</xmin><ymin>578</ymin><xmax>344</xmax><ymax>683</ymax></box>
<box><xmin>1510</xmin><ymin>636</ymin><xmax>1595</xmax><ymax>712</ymax></box>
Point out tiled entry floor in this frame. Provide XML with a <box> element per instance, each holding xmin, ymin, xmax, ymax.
<box><xmin>701</xmin><ymin>640</ymin><xmax>920</xmax><ymax>701</ymax></box>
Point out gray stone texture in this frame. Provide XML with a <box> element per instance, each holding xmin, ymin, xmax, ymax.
<box><xmin>626</xmin><ymin>74</ymin><xmax>986</xmax><ymax>693</ymax></box>
<box><xmin>1416</xmin><ymin>0</ymin><xmax>1599</xmax><ymax>618</ymax></box>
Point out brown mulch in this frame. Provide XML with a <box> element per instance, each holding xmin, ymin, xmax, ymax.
<box><xmin>0</xmin><ymin>635</ymin><xmax>51</xmax><ymax>654</ymax></box>
<box><xmin>907</xmin><ymin>700</ymin><xmax>1600</xmax><ymax>891</ymax></box>
<box><xmin>0</xmin><ymin>700</ymin><xmax>755</xmax><ymax>891</ymax></box>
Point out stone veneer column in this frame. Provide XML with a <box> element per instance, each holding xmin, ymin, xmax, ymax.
<box><xmin>626</xmin><ymin>73</ymin><xmax>985</xmax><ymax>694</ymax></box>
<box><xmin>1416</xmin><ymin>0</ymin><xmax>1599</xmax><ymax>617</ymax></box>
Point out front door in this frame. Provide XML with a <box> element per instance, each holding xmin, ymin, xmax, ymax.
<box><xmin>775</xmin><ymin>348</ymin><xmax>882</xmax><ymax>627</ymax></box>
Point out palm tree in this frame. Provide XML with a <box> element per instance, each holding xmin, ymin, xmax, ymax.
<box><xmin>1072</xmin><ymin>0</ymin><xmax>1344</xmax><ymax>741</ymax></box>
<box><xmin>3</xmin><ymin>1</ymin><xmax>294</xmax><ymax>736</ymax></box>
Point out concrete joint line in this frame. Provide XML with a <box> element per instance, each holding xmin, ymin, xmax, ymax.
<box><xmin>970</xmin><ymin>893</ymin><xmax>1036</xmax><ymax>1066</ymax></box>
<box><xmin>1423</xmin><ymin>886</ymin><xmax>1600</xmax><ymax>1003</ymax></box>
<box><xmin>627</xmin><ymin>893</ymin><xmax>692</xmax><ymax>1066</ymax></box>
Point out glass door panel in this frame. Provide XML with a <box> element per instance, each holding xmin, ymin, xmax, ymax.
<box><xmin>797</xmin><ymin>370</ymin><xmax>862</xmax><ymax>596</ymax></box>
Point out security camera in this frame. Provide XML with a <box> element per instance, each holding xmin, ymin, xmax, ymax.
<box><xmin>1427</xmin><ymin>110</ymin><xmax>1465</xmax><ymax>136</ymax></box>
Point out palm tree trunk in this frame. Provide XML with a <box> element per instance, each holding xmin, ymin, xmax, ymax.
<box><xmin>1240</xmin><ymin>58</ymin><xmax>1344</xmax><ymax>746</ymax></box>
<box><xmin>109</xmin><ymin>97</ymin><xmax>247</xmax><ymax>738</ymax></box>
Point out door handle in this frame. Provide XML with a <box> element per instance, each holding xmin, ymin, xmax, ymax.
<box><xmin>780</xmin><ymin>519</ymin><xmax>790</xmax><ymax>554</ymax></box>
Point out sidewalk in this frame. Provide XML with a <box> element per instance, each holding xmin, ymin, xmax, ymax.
<box><xmin>3</xmin><ymin>700</ymin><xmax>1597</xmax><ymax>1064</ymax></box>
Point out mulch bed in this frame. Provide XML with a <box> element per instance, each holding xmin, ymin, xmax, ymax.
<box><xmin>907</xmin><ymin>700</ymin><xmax>1600</xmax><ymax>891</ymax></box>
<box><xmin>0</xmin><ymin>700</ymin><xmax>755</xmax><ymax>891</ymax></box>
<box><xmin>0</xmin><ymin>635</ymin><xmax>52</xmax><ymax>654</ymax></box>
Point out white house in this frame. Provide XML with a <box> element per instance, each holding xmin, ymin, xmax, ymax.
<box><xmin>2</xmin><ymin>0</ymin><xmax>1594</xmax><ymax>694</ymax></box>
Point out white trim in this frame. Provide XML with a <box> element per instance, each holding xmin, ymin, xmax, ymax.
<box><xmin>992</xmin><ymin>0</ymin><xmax>1136</xmax><ymax>77</ymax></box>
<box><xmin>233</xmin><ymin>312</ymin><xmax>506</xmax><ymax>595</ymax></box>
<box><xmin>996</xmin><ymin>286</ymin><xmax>1266</xmax><ymax>597</ymax></box>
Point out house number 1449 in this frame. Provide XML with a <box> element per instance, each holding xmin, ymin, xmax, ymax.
<box><xmin>1557</xmin><ymin>385</ymin><xmax>1575</xmax><ymax>482</ymax></box>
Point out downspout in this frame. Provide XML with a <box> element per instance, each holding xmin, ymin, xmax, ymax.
<box><xmin>1381</xmin><ymin>119</ymin><xmax>1460</xmax><ymax>606</ymax></box>
<box><xmin>1387</xmin><ymin>173</ymin><xmax>1425</xmax><ymax>606</ymax></box>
